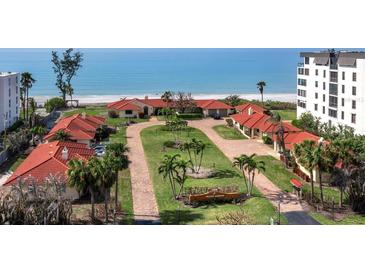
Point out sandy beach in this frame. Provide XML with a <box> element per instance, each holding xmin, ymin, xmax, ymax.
<box><xmin>34</xmin><ymin>92</ymin><xmax>296</xmax><ymax>105</ymax></box>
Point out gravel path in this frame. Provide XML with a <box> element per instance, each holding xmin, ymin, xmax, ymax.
<box><xmin>126</xmin><ymin>119</ymin><xmax>163</xmax><ymax>224</ymax></box>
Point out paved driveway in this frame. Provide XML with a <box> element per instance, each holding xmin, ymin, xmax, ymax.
<box><xmin>126</xmin><ymin>119</ymin><xmax>163</xmax><ymax>224</ymax></box>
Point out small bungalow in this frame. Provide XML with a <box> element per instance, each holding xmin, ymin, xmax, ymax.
<box><xmin>44</xmin><ymin>114</ymin><xmax>106</xmax><ymax>146</ymax></box>
<box><xmin>107</xmin><ymin>96</ymin><xmax>233</xmax><ymax>118</ymax></box>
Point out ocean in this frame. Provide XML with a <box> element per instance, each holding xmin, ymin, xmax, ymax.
<box><xmin>0</xmin><ymin>48</ymin><xmax>351</xmax><ymax>103</ymax></box>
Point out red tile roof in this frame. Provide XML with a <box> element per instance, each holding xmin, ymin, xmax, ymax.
<box><xmin>195</xmin><ymin>99</ymin><xmax>232</xmax><ymax>110</ymax></box>
<box><xmin>273</xmin><ymin>131</ymin><xmax>320</xmax><ymax>150</ymax></box>
<box><xmin>5</xmin><ymin>141</ymin><xmax>94</xmax><ymax>185</ymax></box>
<box><xmin>235</xmin><ymin>103</ymin><xmax>265</xmax><ymax>114</ymax></box>
<box><xmin>108</xmin><ymin>98</ymin><xmax>232</xmax><ymax>111</ymax></box>
<box><xmin>44</xmin><ymin>114</ymin><xmax>105</xmax><ymax>141</ymax></box>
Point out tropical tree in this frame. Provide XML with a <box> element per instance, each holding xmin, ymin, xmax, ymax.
<box><xmin>233</xmin><ymin>153</ymin><xmax>265</xmax><ymax>196</ymax></box>
<box><xmin>312</xmin><ymin>141</ymin><xmax>328</xmax><ymax>205</ymax></box>
<box><xmin>29</xmin><ymin>126</ymin><xmax>47</xmax><ymax>145</ymax></box>
<box><xmin>52</xmin><ymin>129</ymin><xmax>71</xmax><ymax>141</ymax></box>
<box><xmin>105</xmin><ymin>143</ymin><xmax>129</xmax><ymax>210</ymax></box>
<box><xmin>256</xmin><ymin>81</ymin><xmax>266</xmax><ymax>105</ymax></box>
<box><xmin>67</xmin><ymin>158</ymin><xmax>99</xmax><ymax>221</ymax></box>
<box><xmin>173</xmin><ymin>92</ymin><xmax>196</xmax><ymax>113</ymax></box>
<box><xmin>158</xmin><ymin>154</ymin><xmax>180</xmax><ymax>198</ymax></box>
<box><xmin>19</xmin><ymin>86</ymin><xmax>26</xmax><ymax>121</ymax></box>
<box><xmin>294</xmin><ymin>140</ymin><xmax>316</xmax><ymax>201</ymax></box>
<box><xmin>180</xmin><ymin>138</ymin><xmax>206</xmax><ymax>173</ymax></box>
<box><xmin>223</xmin><ymin>95</ymin><xmax>242</xmax><ymax>107</ymax></box>
<box><xmin>161</xmin><ymin>91</ymin><xmax>173</xmax><ymax>107</ymax></box>
<box><xmin>51</xmin><ymin>48</ymin><xmax>83</xmax><ymax>102</ymax></box>
<box><xmin>20</xmin><ymin>72</ymin><xmax>36</xmax><ymax>124</ymax></box>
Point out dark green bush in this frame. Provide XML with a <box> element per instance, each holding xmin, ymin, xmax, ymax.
<box><xmin>176</xmin><ymin>113</ymin><xmax>202</xmax><ymax>120</ymax></box>
<box><xmin>262</xmin><ymin>135</ymin><xmax>273</xmax><ymax>145</ymax></box>
<box><xmin>44</xmin><ymin>97</ymin><xmax>65</xmax><ymax>113</ymax></box>
<box><xmin>226</xmin><ymin>118</ymin><xmax>233</xmax><ymax>127</ymax></box>
<box><xmin>108</xmin><ymin>110</ymin><xmax>119</xmax><ymax>118</ymax></box>
<box><xmin>163</xmin><ymin>140</ymin><xmax>179</xmax><ymax>148</ymax></box>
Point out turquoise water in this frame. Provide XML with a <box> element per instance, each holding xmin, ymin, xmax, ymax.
<box><xmin>0</xmin><ymin>48</ymin><xmax>355</xmax><ymax>97</ymax></box>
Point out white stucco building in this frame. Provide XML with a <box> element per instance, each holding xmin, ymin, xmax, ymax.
<box><xmin>297</xmin><ymin>51</ymin><xmax>365</xmax><ymax>135</ymax></box>
<box><xmin>0</xmin><ymin>72</ymin><xmax>20</xmax><ymax>132</ymax></box>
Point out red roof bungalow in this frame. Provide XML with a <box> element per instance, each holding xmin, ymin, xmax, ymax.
<box><xmin>235</xmin><ymin>103</ymin><xmax>266</xmax><ymax>115</ymax></box>
<box><xmin>272</xmin><ymin>130</ymin><xmax>320</xmax><ymax>151</ymax></box>
<box><xmin>107</xmin><ymin>96</ymin><xmax>233</xmax><ymax>118</ymax></box>
<box><xmin>5</xmin><ymin>141</ymin><xmax>94</xmax><ymax>188</ymax></box>
<box><xmin>44</xmin><ymin>114</ymin><xmax>105</xmax><ymax>146</ymax></box>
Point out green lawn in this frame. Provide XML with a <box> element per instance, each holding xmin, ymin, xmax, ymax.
<box><xmin>213</xmin><ymin>125</ymin><xmax>247</xmax><ymax>140</ymax></box>
<box><xmin>141</xmin><ymin>125</ymin><xmax>287</xmax><ymax>224</ymax></box>
<box><xmin>309</xmin><ymin>212</ymin><xmax>365</xmax><ymax>225</ymax></box>
<box><xmin>255</xmin><ymin>155</ymin><xmax>341</xmax><ymax>203</ymax></box>
<box><xmin>272</xmin><ymin>109</ymin><xmax>296</xmax><ymax>121</ymax></box>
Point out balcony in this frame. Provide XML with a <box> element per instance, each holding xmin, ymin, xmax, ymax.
<box><xmin>297</xmin><ymin>62</ymin><xmax>304</xmax><ymax>67</ymax></box>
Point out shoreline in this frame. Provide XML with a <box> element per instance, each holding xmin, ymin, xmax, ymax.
<box><xmin>34</xmin><ymin>92</ymin><xmax>296</xmax><ymax>105</ymax></box>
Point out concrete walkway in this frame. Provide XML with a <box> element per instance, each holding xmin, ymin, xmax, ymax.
<box><xmin>126</xmin><ymin>119</ymin><xmax>163</xmax><ymax>224</ymax></box>
<box><xmin>189</xmin><ymin>119</ymin><xmax>319</xmax><ymax>225</ymax></box>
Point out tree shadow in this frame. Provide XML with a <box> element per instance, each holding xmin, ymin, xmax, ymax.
<box><xmin>213</xmin><ymin>169</ymin><xmax>240</xmax><ymax>179</ymax></box>
<box><xmin>160</xmin><ymin>209</ymin><xmax>204</xmax><ymax>224</ymax></box>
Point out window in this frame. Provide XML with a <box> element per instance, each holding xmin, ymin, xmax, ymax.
<box><xmin>323</xmin><ymin>82</ymin><xmax>326</xmax><ymax>90</ymax></box>
<box><xmin>323</xmin><ymin>70</ymin><xmax>326</xmax><ymax>78</ymax></box>
<box><xmin>305</xmin><ymin>68</ymin><xmax>309</xmax><ymax>75</ymax></box>
<box><xmin>9</xmin><ymin>100</ymin><xmax>11</xmax><ymax>107</ymax></box>
<box><xmin>315</xmin><ymin>81</ymin><xmax>318</xmax><ymax>88</ymax></box>
<box><xmin>314</xmin><ymin>104</ymin><xmax>318</xmax><ymax>111</ymax></box>
<box><xmin>329</xmin><ymin>83</ymin><xmax>338</xmax><ymax>95</ymax></box>
<box><xmin>329</xmin><ymin>96</ymin><xmax>338</xmax><ymax>108</ymax></box>
<box><xmin>297</xmin><ymin>89</ymin><xmax>306</xmax><ymax>97</ymax></box>
<box><xmin>8</xmin><ymin>78</ymin><xmax>11</xmax><ymax>85</ymax></box>
<box><xmin>322</xmin><ymin>106</ymin><xmax>325</xmax><ymax>114</ymax></box>
<box><xmin>329</xmin><ymin>109</ymin><xmax>337</xmax><ymax>118</ymax></box>
<box><xmin>297</xmin><ymin>100</ymin><xmax>306</xmax><ymax>108</ymax></box>
<box><xmin>323</xmin><ymin>94</ymin><xmax>326</xmax><ymax>102</ymax></box>
<box><xmin>315</xmin><ymin>69</ymin><xmax>318</xmax><ymax>76</ymax></box>
<box><xmin>352</xmin><ymin>86</ymin><xmax>356</xmax><ymax>96</ymax></box>
<box><xmin>330</xmin><ymin>71</ymin><xmax>338</xmax><ymax>82</ymax></box>
<box><xmin>351</xmin><ymin>114</ymin><xmax>356</xmax><ymax>124</ymax></box>
<box><xmin>305</xmin><ymin>57</ymin><xmax>309</xmax><ymax>64</ymax></box>
<box><xmin>353</xmin><ymin>72</ymin><xmax>357</xmax><ymax>81</ymax></box>
<box><xmin>125</xmin><ymin>110</ymin><xmax>133</xmax><ymax>115</ymax></box>
<box><xmin>341</xmin><ymin>111</ymin><xmax>344</xmax><ymax>120</ymax></box>
<box><xmin>315</xmin><ymin>92</ymin><xmax>318</xmax><ymax>99</ymax></box>
<box><xmin>298</xmin><ymin>78</ymin><xmax>307</xmax><ymax>86</ymax></box>
<box><xmin>352</xmin><ymin>100</ymin><xmax>356</xmax><ymax>109</ymax></box>
<box><xmin>341</xmin><ymin>98</ymin><xmax>344</xmax><ymax>107</ymax></box>
<box><xmin>9</xmin><ymin>88</ymin><xmax>11</xmax><ymax>97</ymax></box>
<box><xmin>16</xmin><ymin>96</ymin><xmax>18</xmax><ymax>105</ymax></box>
<box><xmin>342</xmin><ymin>85</ymin><xmax>345</xmax><ymax>93</ymax></box>
<box><xmin>342</xmin><ymin>71</ymin><xmax>345</xmax><ymax>80</ymax></box>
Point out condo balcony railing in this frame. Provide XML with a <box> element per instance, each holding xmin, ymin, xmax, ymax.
<box><xmin>330</xmin><ymin>77</ymin><xmax>338</xmax><ymax>83</ymax></box>
<box><xmin>330</xmin><ymin>64</ymin><xmax>338</xmax><ymax>70</ymax></box>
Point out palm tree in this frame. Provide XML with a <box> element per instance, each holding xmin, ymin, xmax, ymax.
<box><xmin>294</xmin><ymin>140</ymin><xmax>316</xmax><ymax>201</ymax></box>
<box><xmin>161</xmin><ymin>91</ymin><xmax>173</xmax><ymax>107</ymax></box>
<box><xmin>173</xmin><ymin>158</ymin><xmax>190</xmax><ymax>197</ymax></box>
<box><xmin>29</xmin><ymin>126</ymin><xmax>47</xmax><ymax>145</ymax></box>
<box><xmin>312</xmin><ymin>141</ymin><xmax>327</xmax><ymax>205</ymax></box>
<box><xmin>19</xmin><ymin>87</ymin><xmax>26</xmax><ymax>120</ymax></box>
<box><xmin>20</xmin><ymin>72</ymin><xmax>36</xmax><ymax>124</ymax></box>
<box><xmin>52</xmin><ymin>130</ymin><xmax>71</xmax><ymax>141</ymax></box>
<box><xmin>233</xmin><ymin>154</ymin><xmax>250</xmax><ymax>192</ymax></box>
<box><xmin>233</xmin><ymin>153</ymin><xmax>265</xmax><ymax>196</ymax></box>
<box><xmin>67</xmin><ymin>158</ymin><xmax>98</xmax><ymax>221</ymax></box>
<box><xmin>158</xmin><ymin>154</ymin><xmax>180</xmax><ymax>199</ymax></box>
<box><xmin>105</xmin><ymin>143</ymin><xmax>129</xmax><ymax>210</ymax></box>
<box><xmin>180</xmin><ymin>138</ymin><xmax>206</xmax><ymax>173</ymax></box>
<box><xmin>256</xmin><ymin>81</ymin><xmax>266</xmax><ymax>105</ymax></box>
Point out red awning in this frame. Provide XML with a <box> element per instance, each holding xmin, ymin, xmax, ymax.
<box><xmin>290</xmin><ymin>178</ymin><xmax>303</xmax><ymax>188</ymax></box>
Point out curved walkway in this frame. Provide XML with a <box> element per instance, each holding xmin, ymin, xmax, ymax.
<box><xmin>189</xmin><ymin>119</ymin><xmax>319</xmax><ymax>225</ymax></box>
<box><xmin>126</xmin><ymin>119</ymin><xmax>163</xmax><ymax>224</ymax></box>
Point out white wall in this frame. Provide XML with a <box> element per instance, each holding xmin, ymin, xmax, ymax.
<box><xmin>0</xmin><ymin>73</ymin><xmax>20</xmax><ymax>132</ymax></box>
<box><xmin>118</xmin><ymin>110</ymin><xmax>139</xmax><ymax>118</ymax></box>
<box><xmin>297</xmin><ymin>57</ymin><xmax>365</xmax><ymax>135</ymax></box>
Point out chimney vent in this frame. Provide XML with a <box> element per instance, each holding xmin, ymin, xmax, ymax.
<box><xmin>144</xmin><ymin>95</ymin><xmax>148</xmax><ymax>100</ymax></box>
<box><xmin>61</xmin><ymin>147</ymin><xmax>69</xmax><ymax>160</ymax></box>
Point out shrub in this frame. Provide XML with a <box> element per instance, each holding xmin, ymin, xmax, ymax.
<box><xmin>44</xmin><ymin>97</ymin><xmax>65</xmax><ymax>113</ymax></box>
<box><xmin>163</xmin><ymin>140</ymin><xmax>179</xmax><ymax>148</ymax></box>
<box><xmin>108</xmin><ymin>110</ymin><xmax>119</xmax><ymax>118</ymax></box>
<box><xmin>262</xmin><ymin>135</ymin><xmax>273</xmax><ymax>145</ymax></box>
<box><xmin>226</xmin><ymin>118</ymin><xmax>233</xmax><ymax>127</ymax></box>
<box><xmin>176</xmin><ymin>113</ymin><xmax>202</xmax><ymax>120</ymax></box>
